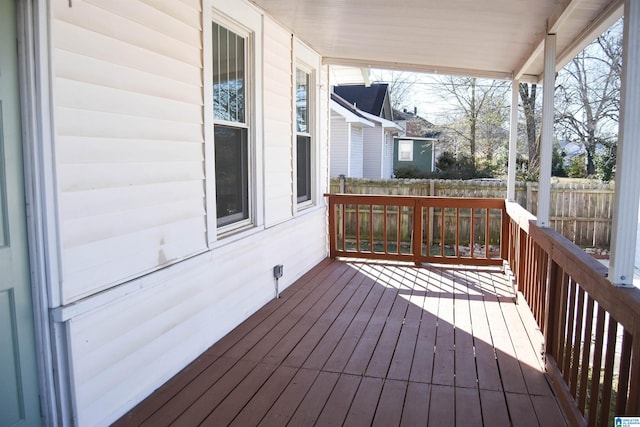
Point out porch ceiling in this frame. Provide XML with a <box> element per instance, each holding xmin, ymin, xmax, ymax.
<box><xmin>250</xmin><ymin>0</ymin><xmax>623</xmax><ymax>82</ymax></box>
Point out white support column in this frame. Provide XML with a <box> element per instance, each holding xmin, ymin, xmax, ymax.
<box><xmin>537</xmin><ymin>33</ymin><xmax>556</xmax><ymax>227</ymax></box>
<box><xmin>610</xmin><ymin>0</ymin><xmax>640</xmax><ymax>287</ymax></box>
<box><xmin>507</xmin><ymin>80</ymin><xmax>519</xmax><ymax>202</ymax></box>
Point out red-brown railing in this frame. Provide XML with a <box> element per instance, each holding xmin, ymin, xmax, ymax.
<box><xmin>325</xmin><ymin>194</ymin><xmax>640</xmax><ymax>425</ymax></box>
<box><xmin>506</xmin><ymin>201</ymin><xmax>640</xmax><ymax>426</ymax></box>
<box><xmin>325</xmin><ymin>194</ymin><xmax>507</xmax><ymax>266</ymax></box>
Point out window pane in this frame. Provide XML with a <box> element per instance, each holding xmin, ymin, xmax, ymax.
<box><xmin>296</xmin><ymin>69</ymin><xmax>309</xmax><ymax>133</ymax></box>
<box><xmin>213</xmin><ymin>23</ymin><xmax>245</xmax><ymax>123</ymax></box>
<box><xmin>215</xmin><ymin>125</ymin><xmax>248</xmax><ymax>226</ymax></box>
<box><xmin>297</xmin><ymin>135</ymin><xmax>311</xmax><ymax>203</ymax></box>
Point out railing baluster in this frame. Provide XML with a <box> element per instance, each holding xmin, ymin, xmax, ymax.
<box><xmin>587</xmin><ymin>306</ymin><xmax>606</xmax><ymax>427</ymax></box>
<box><xmin>628</xmin><ymin>334</ymin><xmax>640</xmax><ymax>414</ymax></box>
<box><xmin>369</xmin><ymin>204</ymin><xmax>373</xmax><ymax>253</ymax></box>
<box><xmin>412</xmin><ymin>200</ymin><xmax>422</xmax><ymax>263</ymax></box>
<box><xmin>441</xmin><ymin>207</ymin><xmax>445</xmax><ymax>257</ymax></box>
<box><xmin>355</xmin><ymin>204</ymin><xmax>360</xmax><ymax>252</ymax></box>
<box><xmin>485</xmin><ymin>208</ymin><xmax>490</xmax><ymax>259</ymax></box>
<box><xmin>562</xmin><ymin>279</ymin><xmax>577</xmax><ymax>384</ymax></box>
<box><xmin>425</xmin><ymin>205</ymin><xmax>431</xmax><ymax>258</ymax></box>
<box><xmin>577</xmin><ymin>296</ymin><xmax>594</xmax><ymax>413</ymax></box>
<box><xmin>598</xmin><ymin>315</ymin><xmax>618</xmax><ymax>427</ymax></box>
<box><xmin>455</xmin><ymin>207</ymin><xmax>460</xmax><ymax>258</ymax></box>
<box><xmin>383</xmin><ymin>205</ymin><xmax>388</xmax><ymax>254</ymax></box>
<box><xmin>569</xmin><ymin>287</ymin><xmax>585</xmax><ymax>397</ymax></box>
<box><xmin>397</xmin><ymin>204</ymin><xmax>402</xmax><ymax>254</ymax></box>
<box><xmin>616</xmin><ymin>329</ymin><xmax>632</xmax><ymax>415</ymax></box>
<box><xmin>470</xmin><ymin>207</ymin><xmax>475</xmax><ymax>259</ymax></box>
<box><xmin>555</xmin><ymin>271</ymin><xmax>569</xmax><ymax>371</ymax></box>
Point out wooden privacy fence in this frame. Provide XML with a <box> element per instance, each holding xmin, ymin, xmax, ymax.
<box><xmin>325</xmin><ymin>193</ymin><xmax>640</xmax><ymax>425</ymax></box>
<box><xmin>331</xmin><ymin>177</ymin><xmax>615</xmax><ymax>251</ymax></box>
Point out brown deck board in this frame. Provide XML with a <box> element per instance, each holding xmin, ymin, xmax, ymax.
<box><xmin>371</xmin><ymin>379</ymin><xmax>407</xmax><ymax>427</ymax></box>
<box><xmin>456</xmin><ymin>386</ymin><xmax>483</xmax><ymax>427</ymax></box>
<box><xmin>314</xmin><ymin>373</ymin><xmax>361</xmax><ymax>425</ymax></box>
<box><xmin>428</xmin><ymin>384</ymin><xmax>456</xmax><ymax>426</ymax></box>
<box><xmin>400</xmin><ymin>381</ymin><xmax>430</xmax><ymax>426</ymax></box>
<box><xmin>480</xmin><ymin>389</ymin><xmax>511</xmax><ymax>425</ymax></box>
<box><xmin>115</xmin><ymin>259</ymin><xmax>568</xmax><ymax>427</ymax></box>
<box><xmin>343</xmin><ymin>376</ymin><xmax>384</xmax><ymax>426</ymax></box>
<box><xmin>258</xmin><ymin>368</ymin><xmax>319</xmax><ymax>426</ymax></box>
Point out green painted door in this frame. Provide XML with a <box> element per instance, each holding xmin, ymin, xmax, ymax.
<box><xmin>0</xmin><ymin>1</ymin><xmax>42</xmax><ymax>425</ymax></box>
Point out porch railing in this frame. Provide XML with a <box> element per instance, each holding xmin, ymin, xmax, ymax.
<box><xmin>506</xmin><ymin>201</ymin><xmax>640</xmax><ymax>426</ymax></box>
<box><xmin>325</xmin><ymin>193</ymin><xmax>507</xmax><ymax>266</ymax></box>
<box><xmin>325</xmin><ymin>193</ymin><xmax>640</xmax><ymax>425</ymax></box>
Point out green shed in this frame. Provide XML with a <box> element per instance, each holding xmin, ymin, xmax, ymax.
<box><xmin>393</xmin><ymin>137</ymin><xmax>437</xmax><ymax>175</ymax></box>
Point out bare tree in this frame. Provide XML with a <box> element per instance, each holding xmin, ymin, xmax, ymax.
<box><xmin>434</xmin><ymin>76</ymin><xmax>510</xmax><ymax>166</ymax></box>
<box><xmin>370</xmin><ymin>70</ymin><xmax>420</xmax><ymax>111</ymax></box>
<box><xmin>555</xmin><ymin>19</ymin><xmax>622</xmax><ymax>175</ymax></box>
<box><xmin>519</xmin><ymin>83</ymin><xmax>540</xmax><ymax>175</ymax></box>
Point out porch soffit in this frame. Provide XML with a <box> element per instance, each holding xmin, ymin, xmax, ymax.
<box><xmin>250</xmin><ymin>0</ymin><xmax>623</xmax><ymax>82</ymax></box>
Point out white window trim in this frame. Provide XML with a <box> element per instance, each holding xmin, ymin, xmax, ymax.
<box><xmin>204</xmin><ymin>5</ymin><xmax>264</xmax><ymax>245</ymax></box>
<box><xmin>398</xmin><ymin>139</ymin><xmax>414</xmax><ymax>162</ymax></box>
<box><xmin>293</xmin><ymin>38</ymin><xmax>321</xmax><ymax>212</ymax></box>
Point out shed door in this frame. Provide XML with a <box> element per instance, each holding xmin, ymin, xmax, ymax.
<box><xmin>0</xmin><ymin>1</ymin><xmax>42</xmax><ymax>425</ymax></box>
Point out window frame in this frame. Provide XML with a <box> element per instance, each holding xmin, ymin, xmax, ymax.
<box><xmin>208</xmin><ymin>12</ymin><xmax>259</xmax><ymax>239</ymax></box>
<box><xmin>398</xmin><ymin>139</ymin><xmax>414</xmax><ymax>162</ymax></box>
<box><xmin>295</xmin><ymin>65</ymin><xmax>314</xmax><ymax>206</ymax></box>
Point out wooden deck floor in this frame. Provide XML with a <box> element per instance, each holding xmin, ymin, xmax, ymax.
<box><xmin>114</xmin><ymin>258</ymin><xmax>567</xmax><ymax>426</ymax></box>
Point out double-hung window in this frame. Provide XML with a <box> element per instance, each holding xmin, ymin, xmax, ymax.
<box><xmin>296</xmin><ymin>68</ymin><xmax>312</xmax><ymax>204</ymax></box>
<box><xmin>213</xmin><ymin>21</ymin><xmax>251</xmax><ymax>228</ymax></box>
<box><xmin>398</xmin><ymin>140</ymin><xmax>414</xmax><ymax>161</ymax></box>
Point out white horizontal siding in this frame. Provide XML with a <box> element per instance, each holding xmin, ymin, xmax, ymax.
<box><xmin>330</xmin><ymin>113</ymin><xmax>349</xmax><ymax>177</ymax></box>
<box><xmin>351</xmin><ymin>125</ymin><xmax>364</xmax><ymax>178</ymax></box>
<box><xmin>263</xmin><ymin>17</ymin><xmax>293</xmax><ymax>226</ymax></box>
<box><xmin>363</xmin><ymin>125</ymin><xmax>384</xmax><ymax>179</ymax></box>
<box><xmin>52</xmin><ymin>0</ymin><xmax>205</xmax><ymax>303</ymax></box>
<box><xmin>383</xmin><ymin>132</ymin><xmax>394</xmax><ymax>178</ymax></box>
<box><xmin>68</xmin><ymin>210</ymin><xmax>327</xmax><ymax>426</ymax></box>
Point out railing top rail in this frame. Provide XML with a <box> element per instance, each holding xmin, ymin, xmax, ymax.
<box><xmin>325</xmin><ymin>193</ymin><xmax>506</xmax><ymax>209</ymax></box>
<box><xmin>505</xmin><ymin>200</ymin><xmax>536</xmax><ymax>233</ymax></box>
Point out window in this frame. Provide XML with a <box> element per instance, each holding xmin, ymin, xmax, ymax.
<box><xmin>296</xmin><ymin>68</ymin><xmax>312</xmax><ymax>204</ymax></box>
<box><xmin>398</xmin><ymin>140</ymin><xmax>414</xmax><ymax>161</ymax></box>
<box><xmin>213</xmin><ymin>22</ymin><xmax>250</xmax><ymax>228</ymax></box>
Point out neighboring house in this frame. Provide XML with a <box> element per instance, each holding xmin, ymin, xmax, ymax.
<box><xmin>393</xmin><ymin>107</ymin><xmax>437</xmax><ymax>138</ymax></box>
<box><xmin>330</xmin><ymin>93</ymin><xmax>375</xmax><ymax>178</ymax></box>
<box><xmin>332</xmin><ymin>84</ymin><xmax>402</xmax><ymax>179</ymax></box>
<box><xmin>393</xmin><ymin>136</ymin><xmax>438</xmax><ymax>174</ymax></box>
<box><xmin>393</xmin><ymin>108</ymin><xmax>441</xmax><ymax>174</ymax></box>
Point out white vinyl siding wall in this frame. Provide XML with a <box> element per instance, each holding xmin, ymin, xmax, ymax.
<box><xmin>330</xmin><ymin>113</ymin><xmax>349</xmax><ymax>177</ymax></box>
<box><xmin>52</xmin><ymin>0</ymin><xmax>206</xmax><ymax>303</ymax></box>
<box><xmin>48</xmin><ymin>1</ymin><xmax>329</xmax><ymax>425</ymax></box>
<box><xmin>382</xmin><ymin>131</ymin><xmax>394</xmax><ymax>178</ymax></box>
<box><xmin>363</xmin><ymin>125</ymin><xmax>384</xmax><ymax>179</ymax></box>
<box><xmin>351</xmin><ymin>126</ymin><xmax>364</xmax><ymax>178</ymax></box>
<box><xmin>263</xmin><ymin>17</ymin><xmax>293</xmax><ymax>225</ymax></box>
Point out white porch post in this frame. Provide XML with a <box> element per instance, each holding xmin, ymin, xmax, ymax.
<box><xmin>610</xmin><ymin>0</ymin><xmax>640</xmax><ymax>287</ymax></box>
<box><xmin>507</xmin><ymin>80</ymin><xmax>519</xmax><ymax>202</ymax></box>
<box><xmin>537</xmin><ymin>33</ymin><xmax>556</xmax><ymax>227</ymax></box>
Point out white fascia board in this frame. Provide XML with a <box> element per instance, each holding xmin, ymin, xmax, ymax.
<box><xmin>358</xmin><ymin>110</ymin><xmax>403</xmax><ymax>131</ymax></box>
<box><xmin>330</xmin><ymin>100</ymin><xmax>375</xmax><ymax>127</ymax></box>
